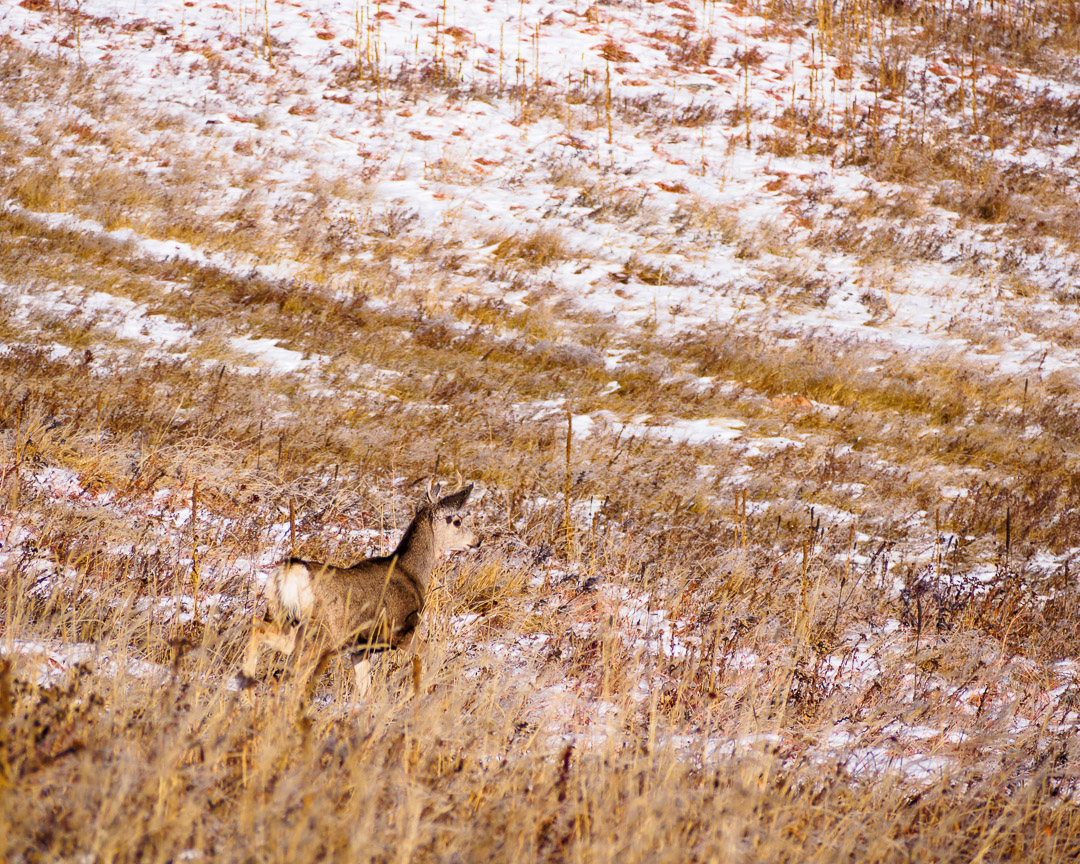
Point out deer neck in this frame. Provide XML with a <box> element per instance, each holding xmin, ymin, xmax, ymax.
<box><xmin>391</xmin><ymin>508</ymin><xmax>436</xmax><ymax>592</ymax></box>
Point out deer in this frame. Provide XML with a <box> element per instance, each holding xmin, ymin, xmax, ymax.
<box><xmin>239</xmin><ymin>482</ymin><xmax>480</xmax><ymax>698</ymax></box>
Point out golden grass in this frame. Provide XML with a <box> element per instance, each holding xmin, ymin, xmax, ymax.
<box><xmin>3</xmin><ymin>5</ymin><xmax>1080</xmax><ymax>860</ymax></box>
<box><xmin>4</xmin><ymin>495</ymin><xmax>1080</xmax><ymax>862</ymax></box>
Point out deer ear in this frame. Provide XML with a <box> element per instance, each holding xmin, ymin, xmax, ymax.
<box><xmin>437</xmin><ymin>483</ymin><xmax>472</xmax><ymax>512</ymax></box>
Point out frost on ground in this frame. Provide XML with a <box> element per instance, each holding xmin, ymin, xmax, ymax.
<box><xmin>3</xmin><ymin>1</ymin><xmax>1080</xmax><ymax>861</ymax></box>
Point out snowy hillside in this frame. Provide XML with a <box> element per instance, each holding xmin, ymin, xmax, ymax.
<box><xmin>3</xmin><ymin>1</ymin><xmax>1080</xmax><ymax>860</ymax></box>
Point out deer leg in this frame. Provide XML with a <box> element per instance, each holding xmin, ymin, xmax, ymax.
<box><xmin>353</xmin><ymin>657</ymin><xmax>373</xmax><ymax>700</ymax></box>
<box><xmin>240</xmin><ymin>619</ymin><xmax>299</xmax><ymax>685</ymax></box>
<box><xmin>240</xmin><ymin>621</ymin><xmax>271</xmax><ymax>682</ymax></box>
<box><xmin>386</xmin><ymin>624</ymin><xmax>428</xmax><ymax>698</ymax></box>
<box><xmin>266</xmin><ymin>622</ymin><xmax>299</xmax><ymax>657</ymax></box>
<box><xmin>396</xmin><ymin>628</ymin><xmax>416</xmax><ymax>653</ymax></box>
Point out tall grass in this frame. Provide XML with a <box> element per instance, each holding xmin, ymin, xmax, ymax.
<box><xmin>3</xmin><ymin>2</ymin><xmax>1080</xmax><ymax>860</ymax></box>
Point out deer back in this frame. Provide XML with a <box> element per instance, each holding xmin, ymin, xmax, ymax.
<box><xmin>302</xmin><ymin>558</ymin><xmax>424</xmax><ymax>650</ymax></box>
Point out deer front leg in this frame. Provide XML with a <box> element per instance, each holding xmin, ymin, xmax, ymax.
<box><xmin>390</xmin><ymin>609</ymin><xmax>434</xmax><ymax>693</ymax></box>
<box><xmin>353</xmin><ymin>657</ymin><xmax>373</xmax><ymax>700</ymax></box>
<box><xmin>394</xmin><ymin>626</ymin><xmax>428</xmax><ymax>698</ymax></box>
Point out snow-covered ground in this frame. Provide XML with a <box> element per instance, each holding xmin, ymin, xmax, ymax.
<box><xmin>3</xmin><ymin>0</ymin><xmax>1080</xmax><ymax>374</ymax></box>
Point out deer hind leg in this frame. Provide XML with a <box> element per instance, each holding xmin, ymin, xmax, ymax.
<box><xmin>240</xmin><ymin>618</ymin><xmax>299</xmax><ymax>684</ymax></box>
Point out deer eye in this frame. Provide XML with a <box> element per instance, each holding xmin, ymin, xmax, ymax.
<box><xmin>453</xmin><ymin>518</ymin><xmax>461</xmax><ymax>527</ymax></box>
<box><xmin>445</xmin><ymin>515</ymin><xmax>453</xmax><ymax>524</ymax></box>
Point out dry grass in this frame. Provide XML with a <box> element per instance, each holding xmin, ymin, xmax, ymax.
<box><xmin>4</xmin><ymin>202</ymin><xmax>1080</xmax><ymax>858</ymax></box>
<box><xmin>4</xmin><ymin>485</ymin><xmax>1080</xmax><ymax>862</ymax></box>
<box><xmin>3</xmin><ymin>2</ymin><xmax>1080</xmax><ymax>860</ymax></box>
<box><xmin>492</xmin><ymin>227</ymin><xmax>574</xmax><ymax>269</ymax></box>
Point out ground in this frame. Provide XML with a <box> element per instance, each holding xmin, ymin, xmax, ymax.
<box><xmin>2</xmin><ymin>0</ymin><xmax>1080</xmax><ymax>861</ymax></box>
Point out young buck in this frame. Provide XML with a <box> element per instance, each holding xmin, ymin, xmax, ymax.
<box><xmin>240</xmin><ymin>483</ymin><xmax>480</xmax><ymax>697</ymax></box>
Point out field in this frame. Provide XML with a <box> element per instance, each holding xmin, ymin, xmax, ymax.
<box><xmin>3</xmin><ymin>0</ymin><xmax>1080</xmax><ymax>860</ymax></box>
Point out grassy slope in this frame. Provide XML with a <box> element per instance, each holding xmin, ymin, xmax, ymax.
<box><xmin>3</xmin><ymin>1</ymin><xmax>1080</xmax><ymax>861</ymax></box>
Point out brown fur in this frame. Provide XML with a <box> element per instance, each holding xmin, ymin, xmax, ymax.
<box><xmin>239</xmin><ymin>484</ymin><xmax>479</xmax><ymax>696</ymax></box>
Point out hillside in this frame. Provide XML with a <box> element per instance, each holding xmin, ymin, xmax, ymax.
<box><xmin>3</xmin><ymin>1</ymin><xmax>1080</xmax><ymax>861</ymax></box>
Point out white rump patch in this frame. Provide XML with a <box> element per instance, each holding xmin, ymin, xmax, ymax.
<box><xmin>268</xmin><ymin>562</ymin><xmax>315</xmax><ymax>620</ymax></box>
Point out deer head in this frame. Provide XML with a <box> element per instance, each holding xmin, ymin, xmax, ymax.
<box><xmin>429</xmin><ymin>482</ymin><xmax>479</xmax><ymax>554</ymax></box>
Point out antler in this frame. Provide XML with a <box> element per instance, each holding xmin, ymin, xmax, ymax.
<box><xmin>426</xmin><ymin>478</ymin><xmax>442</xmax><ymax>505</ymax></box>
